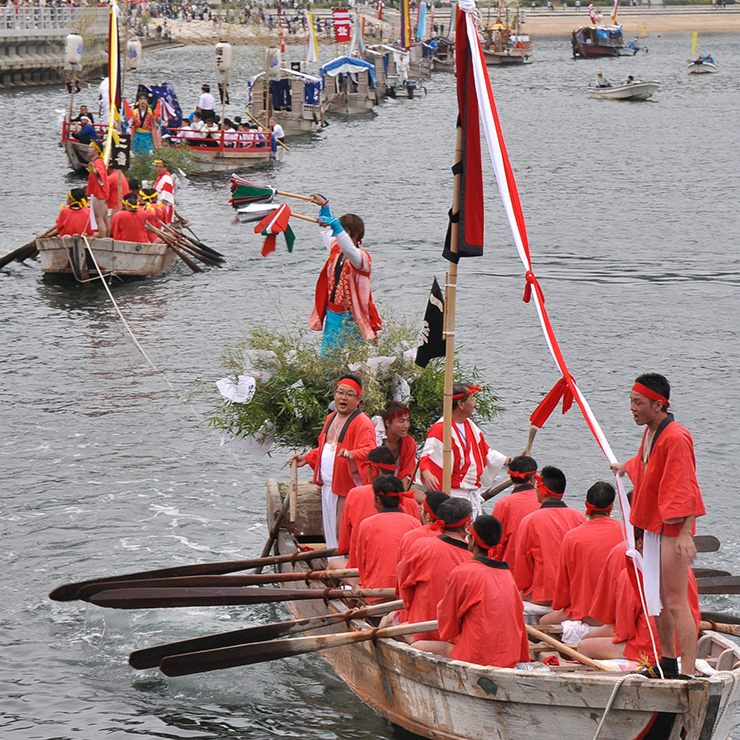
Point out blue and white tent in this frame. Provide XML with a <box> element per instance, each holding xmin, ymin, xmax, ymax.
<box><xmin>320</xmin><ymin>56</ymin><xmax>376</xmax><ymax>86</ymax></box>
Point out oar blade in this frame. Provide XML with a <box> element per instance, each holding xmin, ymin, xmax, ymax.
<box><xmin>694</xmin><ymin>535</ymin><xmax>720</xmax><ymax>553</ymax></box>
<box><xmin>696</xmin><ymin>575</ymin><xmax>740</xmax><ymax>594</ymax></box>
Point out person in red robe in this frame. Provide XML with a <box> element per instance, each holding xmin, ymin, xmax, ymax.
<box><xmin>491</xmin><ymin>455</ymin><xmax>539</xmax><ymax>569</ymax></box>
<box><xmin>513</xmin><ymin>466</ymin><xmax>586</xmax><ymax>605</ymax></box>
<box><xmin>394</xmin><ymin>498</ymin><xmax>473</xmax><ymax>641</ymax></box>
<box><xmin>335</xmin><ymin>446</ymin><xmax>420</xmax><ymax>570</ymax></box>
<box><xmin>106</xmin><ymin>167</ymin><xmax>130</xmax><ymax>211</ymax></box>
<box><xmin>85</xmin><ymin>141</ymin><xmax>110</xmax><ymax>237</ymax></box>
<box><xmin>292</xmin><ymin>374</ymin><xmax>376</xmax><ymax>549</ymax></box>
<box><xmin>110</xmin><ymin>193</ymin><xmax>152</xmax><ymax>243</ymax></box>
<box><xmin>542</xmin><ymin>481</ymin><xmax>625</xmax><ymax>625</ymax></box>
<box><xmin>397</xmin><ymin>489</ymin><xmax>449</xmax><ymax>563</ymax></box>
<box><xmin>355</xmin><ymin>401</ymin><xmax>417</xmax><ymax>490</ymax></box>
<box><xmin>355</xmin><ymin>475</ymin><xmax>421</xmax><ymax>599</ymax></box>
<box><xmin>139</xmin><ymin>189</ymin><xmax>166</xmax><ymax>234</ymax></box>
<box><xmin>610</xmin><ymin>373</ymin><xmax>706</xmax><ymax>677</ymax></box>
<box><xmin>413</xmin><ymin>515</ymin><xmax>530</xmax><ymax>668</ymax></box>
<box><xmin>55</xmin><ymin>188</ymin><xmax>95</xmax><ymax>237</ymax></box>
<box><xmin>588</xmin><ymin>539</ymin><xmax>629</xmax><ymax>627</ymax></box>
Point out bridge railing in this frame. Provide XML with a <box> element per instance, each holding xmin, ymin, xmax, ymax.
<box><xmin>0</xmin><ymin>6</ymin><xmax>108</xmax><ymax>35</ymax></box>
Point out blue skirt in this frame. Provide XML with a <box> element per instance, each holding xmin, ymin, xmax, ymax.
<box><xmin>133</xmin><ymin>131</ymin><xmax>154</xmax><ymax>156</ymax></box>
<box><xmin>321</xmin><ymin>309</ymin><xmax>361</xmax><ymax>354</ymax></box>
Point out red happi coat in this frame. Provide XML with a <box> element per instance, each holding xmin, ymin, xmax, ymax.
<box><xmin>396</xmin><ymin>535</ymin><xmax>472</xmax><ymax>640</ymax></box>
<box><xmin>398</xmin><ymin>523</ymin><xmax>439</xmax><ymax>563</ymax></box>
<box><xmin>588</xmin><ymin>541</ymin><xmax>629</xmax><ymax>625</ymax></box>
<box><xmin>356</xmin><ymin>510</ymin><xmax>421</xmax><ymax>597</ymax></box>
<box><xmin>304</xmin><ymin>410</ymin><xmax>376</xmax><ymax>497</ymax></box>
<box><xmin>86</xmin><ymin>156</ymin><xmax>109</xmax><ymax>200</ymax></box>
<box><xmin>419</xmin><ymin>418</ymin><xmax>505</xmax><ymax>490</ymax></box>
<box><xmin>551</xmin><ymin>516</ymin><xmax>625</xmax><ymax>620</ymax></box>
<box><xmin>357</xmin><ymin>434</ymin><xmax>417</xmax><ymax>485</ymax></box>
<box><xmin>110</xmin><ymin>209</ymin><xmax>151</xmax><ymax>243</ymax></box>
<box><xmin>337</xmin><ymin>484</ymin><xmax>419</xmax><ymax>566</ymax></box>
<box><xmin>624</xmin><ymin>418</ymin><xmax>705</xmax><ymax>535</ymax></box>
<box><xmin>437</xmin><ymin>559</ymin><xmax>530</xmax><ymax>668</ymax></box>
<box><xmin>56</xmin><ymin>206</ymin><xmax>94</xmax><ymax>237</ymax></box>
<box><xmin>491</xmin><ymin>485</ymin><xmax>540</xmax><ymax>569</ymax></box>
<box><xmin>513</xmin><ymin>501</ymin><xmax>586</xmax><ymax>603</ymax></box>
<box><xmin>106</xmin><ymin>170</ymin><xmax>130</xmax><ymax>209</ymax></box>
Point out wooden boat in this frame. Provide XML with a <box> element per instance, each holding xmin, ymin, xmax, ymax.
<box><xmin>60</xmin><ymin>121</ymin><xmax>107</xmax><ymax>173</ymax></box>
<box><xmin>688</xmin><ymin>58</ymin><xmax>718</xmax><ymax>75</ymax></box>
<box><xmin>572</xmin><ymin>24</ymin><xmax>625</xmax><ymax>59</ymax></box>
<box><xmin>247</xmin><ymin>67</ymin><xmax>324</xmax><ymax>135</ymax></box>
<box><xmin>481</xmin><ymin>10</ymin><xmax>532</xmax><ymax>66</ymax></box>
<box><xmin>366</xmin><ymin>45</ymin><xmax>426</xmax><ymax>99</ymax></box>
<box><xmin>36</xmin><ymin>234</ymin><xmax>178</xmax><ymax>281</ymax></box>
<box><xmin>588</xmin><ymin>80</ymin><xmax>660</xmax><ymax>101</ymax></box>
<box><xmin>266</xmin><ymin>478</ymin><xmax>740</xmax><ymax>740</ymax></box>
<box><xmin>430</xmin><ymin>37</ymin><xmax>455</xmax><ymax>72</ymax></box>
<box><xmin>169</xmin><ymin>129</ymin><xmax>276</xmax><ymax>174</ymax></box>
<box><xmin>320</xmin><ymin>56</ymin><xmax>378</xmax><ymax>116</ymax></box>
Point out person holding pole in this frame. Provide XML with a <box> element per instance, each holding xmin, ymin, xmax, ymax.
<box><xmin>610</xmin><ymin>373</ymin><xmax>705</xmax><ymax>679</ymax></box>
<box><xmin>85</xmin><ymin>141</ymin><xmax>110</xmax><ymax>238</ymax></box>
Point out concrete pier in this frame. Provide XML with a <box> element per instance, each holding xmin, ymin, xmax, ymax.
<box><xmin>0</xmin><ymin>7</ymin><xmax>108</xmax><ymax>89</ymax></box>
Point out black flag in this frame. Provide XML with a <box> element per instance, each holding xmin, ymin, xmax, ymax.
<box><xmin>415</xmin><ymin>277</ymin><xmax>446</xmax><ymax>368</ymax></box>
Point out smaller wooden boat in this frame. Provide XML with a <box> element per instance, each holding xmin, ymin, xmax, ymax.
<box><xmin>688</xmin><ymin>58</ymin><xmax>718</xmax><ymax>75</ymax></box>
<box><xmin>60</xmin><ymin>121</ymin><xmax>107</xmax><ymax>173</ymax></box>
<box><xmin>481</xmin><ymin>10</ymin><xmax>532</xmax><ymax>65</ymax></box>
<box><xmin>588</xmin><ymin>79</ymin><xmax>660</xmax><ymax>100</ymax></box>
<box><xmin>320</xmin><ymin>56</ymin><xmax>378</xmax><ymax>116</ymax></box>
<box><xmin>430</xmin><ymin>37</ymin><xmax>455</xmax><ymax>72</ymax></box>
<box><xmin>572</xmin><ymin>24</ymin><xmax>625</xmax><ymax>58</ymax></box>
<box><xmin>36</xmin><ymin>234</ymin><xmax>178</xmax><ymax>281</ymax></box>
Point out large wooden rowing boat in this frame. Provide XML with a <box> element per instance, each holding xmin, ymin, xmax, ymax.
<box><xmin>37</xmin><ymin>234</ymin><xmax>178</xmax><ymax>281</ymax></box>
<box><xmin>266</xmin><ymin>479</ymin><xmax>740</xmax><ymax>740</ymax></box>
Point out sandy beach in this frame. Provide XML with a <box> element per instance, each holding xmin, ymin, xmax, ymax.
<box><xmin>167</xmin><ymin>7</ymin><xmax>740</xmax><ymax>45</ymax></box>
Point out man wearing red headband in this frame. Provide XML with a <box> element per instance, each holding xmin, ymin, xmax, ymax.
<box><xmin>335</xmin><ymin>446</ymin><xmax>420</xmax><ymax>570</ymax></box>
<box><xmin>292</xmin><ymin>374</ymin><xmax>376</xmax><ymax>549</ymax></box>
<box><xmin>355</xmin><ymin>476</ymin><xmax>421</xmax><ymax>600</ymax></box>
<box><xmin>413</xmin><ymin>515</ymin><xmax>530</xmax><ymax>668</ymax></box>
<box><xmin>394</xmin><ymin>498</ymin><xmax>473</xmax><ymax>641</ymax></box>
<box><xmin>491</xmin><ymin>456</ymin><xmax>540</xmax><ymax>571</ymax></box>
<box><xmin>610</xmin><ymin>373</ymin><xmax>705</xmax><ymax>678</ymax></box>
<box><xmin>418</xmin><ymin>382</ymin><xmax>510</xmax><ymax>514</ymax></box>
<box><xmin>542</xmin><ymin>481</ymin><xmax>623</xmax><ymax>629</ymax></box>
<box><xmin>398</xmin><ymin>489</ymin><xmax>449</xmax><ymax>562</ymax></box>
<box><xmin>512</xmin><ymin>465</ymin><xmax>586</xmax><ymax>606</ymax></box>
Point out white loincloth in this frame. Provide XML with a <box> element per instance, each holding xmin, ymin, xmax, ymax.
<box><xmin>320</xmin><ymin>445</ymin><xmax>338</xmax><ymax>549</ymax></box>
<box><xmin>641</xmin><ymin>531</ymin><xmax>663</xmax><ymax>616</ymax></box>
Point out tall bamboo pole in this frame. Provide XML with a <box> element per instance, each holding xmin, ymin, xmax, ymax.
<box><xmin>441</xmin><ymin>124</ymin><xmax>464</xmax><ymax>495</ymax></box>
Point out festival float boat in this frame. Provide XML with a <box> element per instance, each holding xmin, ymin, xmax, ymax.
<box><xmin>480</xmin><ymin>8</ymin><xmax>532</xmax><ymax>66</ymax></box>
<box><xmin>366</xmin><ymin>44</ymin><xmax>426</xmax><ymax>99</ymax></box>
<box><xmin>430</xmin><ymin>37</ymin><xmax>456</xmax><ymax>72</ymax></box>
<box><xmin>320</xmin><ymin>56</ymin><xmax>378</xmax><ymax>115</ymax></box>
<box><xmin>588</xmin><ymin>80</ymin><xmax>660</xmax><ymax>101</ymax></box>
<box><xmin>571</xmin><ymin>24</ymin><xmax>626</xmax><ymax>59</ymax></box>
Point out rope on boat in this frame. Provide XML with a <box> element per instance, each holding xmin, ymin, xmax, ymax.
<box><xmin>83</xmin><ymin>237</ymin><xmax>176</xmax><ymax>393</ymax></box>
<box><xmin>709</xmin><ymin>671</ymin><xmax>739</xmax><ymax>740</ymax></box>
<box><xmin>591</xmin><ymin>674</ymin><xmax>648</xmax><ymax>740</ymax></box>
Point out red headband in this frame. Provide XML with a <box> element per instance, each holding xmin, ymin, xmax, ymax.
<box><xmin>632</xmin><ymin>382</ymin><xmax>669</xmax><ymax>409</ymax></box>
<box><xmin>586</xmin><ymin>502</ymin><xmax>613</xmax><ymax>516</ymax></box>
<box><xmin>452</xmin><ymin>385</ymin><xmax>481</xmax><ymax>400</ymax></box>
<box><xmin>371</xmin><ymin>461</ymin><xmax>396</xmax><ymax>472</ymax></box>
<box><xmin>431</xmin><ymin>513</ymin><xmax>473</xmax><ymax>533</ymax></box>
<box><xmin>509</xmin><ymin>469</ymin><xmax>537</xmax><ymax>480</ymax></box>
<box><xmin>470</xmin><ymin>521</ymin><xmax>496</xmax><ymax>559</ymax></box>
<box><xmin>337</xmin><ymin>378</ymin><xmax>362</xmax><ymax>397</ymax></box>
<box><xmin>384</xmin><ymin>410</ymin><xmax>409</xmax><ymax>423</ymax></box>
<box><xmin>422</xmin><ymin>498</ymin><xmax>440</xmax><ymax>521</ymax></box>
<box><xmin>380</xmin><ymin>489</ymin><xmax>414</xmax><ymax>499</ymax></box>
<box><xmin>536</xmin><ymin>474</ymin><xmax>563</xmax><ymax>499</ymax></box>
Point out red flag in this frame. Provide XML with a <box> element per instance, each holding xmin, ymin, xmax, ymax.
<box><xmin>333</xmin><ymin>8</ymin><xmax>351</xmax><ymax>44</ymax></box>
<box><xmin>123</xmin><ymin>98</ymin><xmax>133</xmax><ymax>120</ymax></box>
<box><xmin>153</xmin><ymin>99</ymin><xmax>162</xmax><ymax>119</ymax></box>
<box><xmin>254</xmin><ymin>204</ymin><xmax>292</xmax><ymax>257</ymax></box>
<box><xmin>443</xmin><ymin>4</ymin><xmax>484</xmax><ymax>262</ymax></box>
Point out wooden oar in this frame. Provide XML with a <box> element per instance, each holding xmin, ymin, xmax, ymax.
<box><xmin>482</xmin><ymin>426</ymin><xmax>538</xmax><ymax>502</ymax></box>
<box><xmin>159</xmin><ymin>619</ymin><xmax>438</xmax><ymax>676</ymax></box>
<box><xmin>243</xmin><ymin>110</ymin><xmax>290</xmax><ymax>152</ymax></box>
<box><xmin>150</xmin><ymin>223</ymin><xmax>223</xmax><ymax>268</ymax></box>
<box><xmin>0</xmin><ymin>226</ymin><xmax>56</xmax><ymax>269</ymax></box>
<box><xmin>49</xmin><ymin>547</ymin><xmax>337</xmax><ymax>602</ymax></box>
<box><xmin>696</xmin><ymin>575</ymin><xmax>740</xmax><ymax>594</ymax></box>
<box><xmin>76</xmin><ymin>568</ymin><xmax>360</xmax><ymax>601</ymax></box>
<box><xmin>702</xmin><ymin>611</ymin><xmax>740</xmax><ymax>627</ymax></box>
<box><xmin>699</xmin><ymin>619</ymin><xmax>740</xmax><ymax>637</ymax></box>
<box><xmin>255</xmin><ymin>492</ymin><xmax>292</xmax><ymax>574</ymax></box>
<box><xmin>90</xmin><ymin>586</ymin><xmax>396</xmax><ymax>610</ymax></box>
<box><xmin>692</xmin><ymin>568</ymin><xmax>731</xmax><ymax>579</ymax></box>
<box><xmin>526</xmin><ymin>625</ymin><xmax>617</xmax><ymax>672</ymax></box>
<box><xmin>694</xmin><ymin>535</ymin><xmax>720</xmax><ymax>553</ymax></box>
<box><xmin>161</xmin><ymin>223</ymin><xmax>224</xmax><ymax>262</ymax></box>
<box><xmin>129</xmin><ymin>599</ymin><xmax>403</xmax><ymax>670</ymax></box>
<box><xmin>145</xmin><ymin>223</ymin><xmax>202</xmax><ymax>272</ymax></box>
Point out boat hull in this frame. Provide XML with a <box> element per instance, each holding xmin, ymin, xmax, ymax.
<box><xmin>187</xmin><ymin>147</ymin><xmax>275</xmax><ymax>174</ymax></box>
<box><xmin>266</xmin><ymin>479</ymin><xmax>740</xmax><ymax>740</ymax></box>
<box><xmin>482</xmin><ymin>49</ymin><xmax>531</xmax><ymax>65</ymax></box>
<box><xmin>63</xmin><ymin>140</ymin><xmax>91</xmax><ymax>173</ymax></box>
<box><xmin>588</xmin><ymin>81</ymin><xmax>660</xmax><ymax>100</ymax></box>
<box><xmin>688</xmin><ymin>61</ymin><xmax>718</xmax><ymax>75</ymax></box>
<box><xmin>37</xmin><ymin>235</ymin><xmax>178</xmax><ymax>279</ymax></box>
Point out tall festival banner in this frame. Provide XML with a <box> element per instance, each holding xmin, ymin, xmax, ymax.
<box><xmin>103</xmin><ymin>0</ymin><xmax>121</xmax><ymax>166</ymax></box>
<box><xmin>611</xmin><ymin>0</ymin><xmax>619</xmax><ymax>24</ymax></box>
<box><xmin>401</xmin><ymin>0</ymin><xmax>412</xmax><ymax>49</ymax></box>
<box><xmin>415</xmin><ymin>1</ymin><xmax>426</xmax><ymax>42</ymax></box>
<box><xmin>333</xmin><ymin>8</ymin><xmax>351</xmax><ymax>44</ymax></box>
<box><xmin>588</xmin><ymin>2</ymin><xmax>597</xmax><ymax>23</ymax></box>
<box><xmin>448</xmin><ymin>0</ymin><xmax>457</xmax><ymax>35</ymax></box>
<box><xmin>378</xmin><ymin>0</ymin><xmax>383</xmax><ymax>20</ymax></box>
<box><xmin>306</xmin><ymin>11</ymin><xmax>319</xmax><ymax>63</ymax></box>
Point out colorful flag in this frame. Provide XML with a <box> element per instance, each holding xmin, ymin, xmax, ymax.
<box><xmin>588</xmin><ymin>2</ymin><xmax>597</xmax><ymax>23</ymax></box>
<box><xmin>416</xmin><ymin>1</ymin><xmax>426</xmax><ymax>42</ymax></box>
<box><xmin>415</xmin><ymin>277</ymin><xmax>446</xmax><ymax>368</ymax></box>
<box><xmin>442</xmin><ymin>3</ymin><xmax>484</xmax><ymax>262</ymax></box>
<box><xmin>254</xmin><ymin>203</ymin><xmax>295</xmax><ymax>257</ymax></box>
<box><xmin>401</xmin><ymin>0</ymin><xmax>412</xmax><ymax>49</ymax></box>
<box><xmin>611</xmin><ymin>0</ymin><xmax>619</xmax><ymax>24</ymax></box>
<box><xmin>123</xmin><ymin>97</ymin><xmax>133</xmax><ymax>120</ymax></box>
<box><xmin>229</xmin><ymin>177</ymin><xmax>276</xmax><ymax>208</ymax></box>
<box><xmin>333</xmin><ymin>8</ymin><xmax>351</xmax><ymax>44</ymax></box>
<box><xmin>306</xmin><ymin>11</ymin><xmax>319</xmax><ymax>63</ymax></box>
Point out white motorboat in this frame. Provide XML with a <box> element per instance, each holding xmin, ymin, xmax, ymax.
<box><xmin>688</xmin><ymin>58</ymin><xmax>717</xmax><ymax>75</ymax></box>
<box><xmin>588</xmin><ymin>79</ymin><xmax>660</xmax><ymax>101</ymax></box>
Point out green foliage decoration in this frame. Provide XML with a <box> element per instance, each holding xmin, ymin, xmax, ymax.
<box><xmin>208</xmin><ymin>315</ymin><xmax>503</xmax><ymax>451</ymax></box>
<box><xmin>128</xmin><ymin>142</ymin><xmax>195</xmax><ymax>182</ymax></box>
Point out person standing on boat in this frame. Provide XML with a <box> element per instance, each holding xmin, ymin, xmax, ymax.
<box><xmin>418</xmin><ymin>384</ymin><xmax>511</xmax><ymax>515</ymax></box>
<box><xmin>130</xmin><ymin>95</ymin><xmax>162</xmax><ymax>156</ymax></box>
<box><xmin>85</xmin><ymin>141</ymin><xmax>110</xmax><ymax>238</ymax></box>
<box><xmin>56</xmin><ymin>188</ymin><xmax>95</xmax><ymax>237</ymax></box>
<box><xmin>197</xmin><ymin>83</ymin><xmax>216</xmax><ymax>122</ymax></box>
<box><xmin>412</xmin><ymin>514</ymin><xmax>530</xmax><ymax>668</ymax></box>
<box><xmin>307</xmin><ymin>194</ymin><xmax>382</xmax><ymax>353</ymax></box>
<box><xmin>610</xmin><ymin>373</ymin><xmax>706</xmax><ymax>679</ymax></box>
<box><xmin>153</xmin><ymin>159</ymin><xmax>175</xmax><ymax>224</ymax></box>
<box><xmin>292</xmin><ymin>375</ymin><xmax>377</xmax><ymax>549</ymax></box>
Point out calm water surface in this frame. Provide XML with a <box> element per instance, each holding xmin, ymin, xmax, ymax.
<box><xmin>1</xmin><ymin>31</ymin><xmax>739</xmax><ymax>740</ymax></box>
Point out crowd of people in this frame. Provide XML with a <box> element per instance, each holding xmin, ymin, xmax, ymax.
<box><xmin>291</xmin><ymin>372</ymin><xmax>705</xmax><ymax>677</ymax></box>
